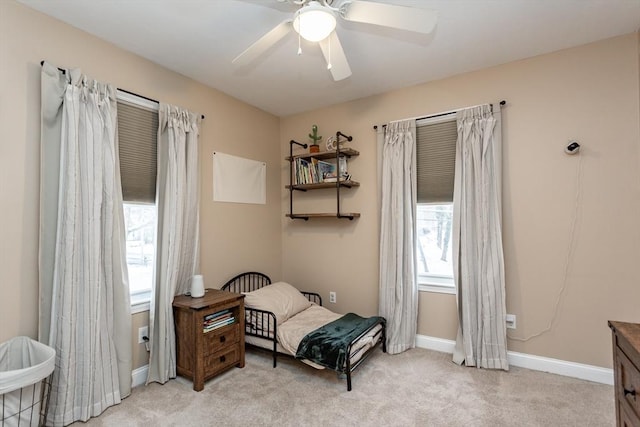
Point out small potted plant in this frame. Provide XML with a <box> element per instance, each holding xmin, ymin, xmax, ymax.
<box><xmin>308</xmin><ymin>125</ymin><xmax>322</xmax><ymax>153</ymax></box>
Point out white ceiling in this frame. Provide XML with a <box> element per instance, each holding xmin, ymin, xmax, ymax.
<box><xmin>18</xmin><ymin>0</ymin><xmax>640</xmax><ymax>117</ymax></box>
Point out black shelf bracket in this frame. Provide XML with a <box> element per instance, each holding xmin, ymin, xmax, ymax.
<box><xmin>337</xmin><ymin>213</ymin><xmax>355</xmax><ymax>220</ymax></box>
<box><xmin>289</xmin><ymin>140</ymin><xmax>307</xmax><ymax>219</ymax></box>
<box><xmin>335</xmin><ymin>131</ymin><xmax>353</xmax><ymax>219</ymax></box>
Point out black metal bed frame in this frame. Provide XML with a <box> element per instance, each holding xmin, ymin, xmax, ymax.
<box><xmin>221</xmin><ymin>272</ymin><xmax>387</xmax><ymax>391</ymax></box>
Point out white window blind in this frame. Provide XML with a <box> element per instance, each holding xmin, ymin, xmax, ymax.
<box><xmin>117</xmin><ymin>100</ymin><xmax>158</xmax><ymax>203</ymax></box>
<box><xmin>416</xmin><ymin>114</ymin><xmax>457</xmax><ymax>203</ymax></box>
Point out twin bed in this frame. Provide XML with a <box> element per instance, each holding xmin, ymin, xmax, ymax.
<box><xmin>221</xmin><ymin>272</ymin><xmax>386</xmax><ymax>391</ymax></box>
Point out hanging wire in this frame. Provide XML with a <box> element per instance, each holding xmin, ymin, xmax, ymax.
<box><xmin>508</xmin><ymin>153</ymin><xmax>584</xmax><ymax>342</ymax></box>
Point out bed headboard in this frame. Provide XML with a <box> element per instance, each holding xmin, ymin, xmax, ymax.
<box><xmin>221</xmin><ymin>272</ymin><xmax>271</xmax><ymax>293</ymax></box>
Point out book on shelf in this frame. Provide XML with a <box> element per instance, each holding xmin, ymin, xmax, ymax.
<box><xmin>203</xmin><ymin>316</ymin><xmax>235</xmax><ymax>332</ymax></box>
<box><xmin>292</xmin><ymin>155</ymin><xmax>350</xmax><ymax>185</ymax></box>
<box><xmin>204</xmin><ymin>312</ymin><xmax>232</xmax><ymax>325</ymax></box>
<box><xmin>204</xmin><ymin>309</ymin><xmax>230</xmax><ymax>321</ymax></box>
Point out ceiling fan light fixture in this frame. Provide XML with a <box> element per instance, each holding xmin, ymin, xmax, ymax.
<box><xmin>293</xmin><ymin>2</ymin><xmax>336</xmax><ymax>42</ymax></box>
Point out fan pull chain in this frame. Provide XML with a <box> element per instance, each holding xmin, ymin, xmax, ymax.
<box><xmin>327</xmin><ymin>35</ymin><xmax>332</xmax><ymax>70</ymax></box>
<box><xmin>297</xmin><ymin>17</ymin><xmax>302</xmax><ymax>55</ymax></box>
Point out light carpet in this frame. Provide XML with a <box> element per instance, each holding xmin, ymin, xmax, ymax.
<box><xmin>74</xmin><ymin>347</ymin><xmax>614</xmax><ymax>426</ymax></box>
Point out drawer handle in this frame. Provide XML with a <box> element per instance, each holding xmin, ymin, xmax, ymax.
<box><xmin>220</xmin><ymin>355</ymin><xmax>226</xmax><ymax>363</ymax></box>
<box><xmin>624</xmin><ymin>387</ymin><xmax>636</xmax><ymax>399</ymax></box>
<box><xmin>220</xmin><ymin>336</ymin><xmax>226</xmax><ymax>343</ymax></box>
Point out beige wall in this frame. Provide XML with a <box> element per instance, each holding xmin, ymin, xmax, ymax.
<box><xmin>280</xmin><ymin>33</ymin><xmax>640</xmax><ymax>369</ymax></box>
<box><xmin>0</xmin><ymin>0</ymin><xmax>282</xmax><ymax>369</ymax></box>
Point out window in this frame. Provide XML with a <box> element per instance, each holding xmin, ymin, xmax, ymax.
<box><xmin>117</xmin><ymin>91</ymin><xmax>159</xmax><ymax>309</ymax></box>
<box><xmin>416</xmin><ymin>113</ymin><xmax>457</xmax><ymax>293</ymax></box>
<box><xmin>123</xmin><ymin>203</ymin><xmax>156</xmax><ymax>305</ymax></box>
<box><xmin>417</xmin><ymin>204</ymin><xmax>453</xmax><ymax>289</ymax></box>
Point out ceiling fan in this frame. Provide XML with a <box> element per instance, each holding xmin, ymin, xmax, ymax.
<box><xmin>232</xmin><ymin>0</ymin><xmax>438</xmax><ymax>81</ymax></box>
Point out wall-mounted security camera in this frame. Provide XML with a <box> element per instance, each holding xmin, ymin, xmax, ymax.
<box><xmin>565</xmin><ymin>141</ymin><xmax>580</xmax><ymax>155</ymax></box>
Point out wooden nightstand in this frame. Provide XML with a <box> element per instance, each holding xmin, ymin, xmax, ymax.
<box><xmin>609</xmin><ymin>321</ymin><xmax>640</xmax><ymax>426</ymax></box>
<box><xmin>173</xmin><ymin>288</ymin><xmax>245</xmax><ymax>391</ymax></box>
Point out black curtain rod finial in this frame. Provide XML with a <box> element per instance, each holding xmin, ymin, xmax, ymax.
<box><xmin>41</xmin><ymin>60</ymin><xmax>66</xmax><ymax>74</ymax></box>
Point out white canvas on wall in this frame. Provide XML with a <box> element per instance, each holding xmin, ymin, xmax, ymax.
<box><xmin>213</xmin><ymin>151</ymin><xmax>266</xmax><ymax>204</ymax></box>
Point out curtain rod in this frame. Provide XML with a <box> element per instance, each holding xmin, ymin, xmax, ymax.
<box><xmin>40</xmin><ymin>61</ymin><xmax>205</xmax><ymax>119</ymax></box>
<box><xmin>373</xmin><ymin>100</ymin><xmax>506</xmax><ymax>130</ymax></box>
<box><xmin>118</xmin><ymin>88</ymin><xmax>205</xmax><ymax>120</ymax></box>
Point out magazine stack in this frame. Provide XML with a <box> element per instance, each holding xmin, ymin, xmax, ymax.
<box><xmin>203</xmin><ymin>309</ymin><xmax>234</xmax><ymax>333</ymax></box>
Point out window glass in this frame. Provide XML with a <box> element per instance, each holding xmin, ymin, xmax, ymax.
<box><xmin>417</xmin><ymin>204</ymin><xmax>454</xmax><ymax>289</ymax></box>
<box><xmin>123</xmin><ymin>203</ymin><xmax>156</xmax><ymax>300</ymax></box>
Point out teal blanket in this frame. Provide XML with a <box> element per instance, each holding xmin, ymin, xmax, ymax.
<box><xmin>295</xmin><ymin>313</ymin><xmax>384</xmax><ymax>372</ymax></box>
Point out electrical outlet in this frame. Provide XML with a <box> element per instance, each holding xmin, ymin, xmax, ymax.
<box><xmin>329</xmin><ymin>292</ymin><xmax>336</xmax><ymax>303</ymax></box>
<box><xmin>138</xmin><ymin>326</ymin><xmax>148</xmax><ymax>344</ymax></box>
<box><xmin>505</xmin><ymin>314</ymin><xmax>516</xmax><ymax>330</ymax></box>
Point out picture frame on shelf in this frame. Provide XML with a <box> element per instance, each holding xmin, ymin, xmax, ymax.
<box><xmin>317</xmin><ymin>160</ymin><xmax>335</xmax><ymax>182</ymax></box>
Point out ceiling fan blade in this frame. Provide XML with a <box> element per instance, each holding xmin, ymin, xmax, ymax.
<box><xmin>342</xmin><ymin>0</ymin><xmax>437</xmax><ymax>34</ymax></box>
<box><xmin>232</xmin><ymin>20</ymin><xmax>293</xmax><ymax>67</ymax></box>
<box><xmin>319</xmin><ymin>32</ymin><xmax>351</xmax><ymax>81</ymax></box>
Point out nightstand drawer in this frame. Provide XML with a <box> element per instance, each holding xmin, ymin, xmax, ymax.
<box><xmin>204</xmin><ymin>323</ymin><xmax>239</xmax><ymax>356</ymax></box>
<box><xmin>621</xmin><ymin>398</ymin><xmax>640</xmax><ymax>427</ymax></box>
<box><xmin>205</xmin><ymin>346</ymin><xmax>239</xmax><ymax>374</ymax></box>
<box><xmin>617</xmin><ymin>348</ymin><xmax>640</xmax><ymax>420</ymax></box>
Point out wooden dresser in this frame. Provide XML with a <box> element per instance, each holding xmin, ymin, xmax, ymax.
<box><xmin>609</xmin><ymin>321</ymin><xmax>640</xmax><ymax>427</ymax></box>
<box><xmin>173</xmin><ymin>289</ymin><xmax>245</xmax><ymax>391</ymax></box>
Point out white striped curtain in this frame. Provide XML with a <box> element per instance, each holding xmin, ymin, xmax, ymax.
<box><xmin>452</xmin><ymin>104</ymin><xmax>508</xmax><ymax>370</ymax></box>
<box><xmin>378</xmin><ymin>119</ymin><xmax>418</xmax><ymax>354</ymax></box>
<box><xmin>146</xmin><ymin>104</ymin><xmax>200</xmax><ymax>384</ymax></box>
<box><xmin>39</xmin><ymin>62</ymin><xmax>132</xmax><ymax>425</ymax></box>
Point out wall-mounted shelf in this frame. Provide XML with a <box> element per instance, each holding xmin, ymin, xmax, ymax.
<box><xmin>286</xmin><ymin>147</ymin><xmax>360</xmax><ymax>161</ymax></box>
<box><xmin>286</xmin><ymin>212</ymin><xmax>361</xmax><ymax>220</ymax></box>
<box><xmin>286</xmin><ymin>180</ymin><xmax>360</xmax><ymax>191</ymax></box>
<box><xmin>287</xmin><ymin>133</ymin><xmax>360</xmax><ymax>221</ymax></box>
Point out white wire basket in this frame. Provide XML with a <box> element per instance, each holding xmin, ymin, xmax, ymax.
<box><xmin>0</xmin><ymin>337</ymin><xmax>55</xmax><ymax>427</ymax></box>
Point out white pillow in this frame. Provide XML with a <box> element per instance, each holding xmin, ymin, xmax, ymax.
<box><xmin>244</xmin><ymin>282</ymin><xmax>312</xmax><ymax>331</ymax></box>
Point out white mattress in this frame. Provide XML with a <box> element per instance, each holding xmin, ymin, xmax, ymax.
<box><xmin>245</xmin><ymin>305</ymin><xmax>383</xmax><ymax>370</ymax></box>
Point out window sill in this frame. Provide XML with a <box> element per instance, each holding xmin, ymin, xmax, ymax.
<box><xmin>131</xmin><ymin>301</ymin><xmax>150</xmax><ymax>314</ymax></box>
<box><xmin>131</xmin><ymin>290</ymin><xmax>151</xmax><ymax>314</ymax></box>
<box><xmin>418</xmin><ymin>274</ymin><xmax>455</xmax><ymax>294</ymax></box>
<box><xmin>418</xmin><ymin>283</ymin><xmax>456</xmax><ymax>295</ymax></box>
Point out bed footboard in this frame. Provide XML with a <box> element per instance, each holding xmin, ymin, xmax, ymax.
<box><xmin>343</xmin><ymin>317</ymin><xmax>387</xmax><ymax>391</ymax></box>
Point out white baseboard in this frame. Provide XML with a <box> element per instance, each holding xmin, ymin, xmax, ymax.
<box><xmin>415</xmin><ymin>334</ymin><xmax>614</xmax><ymax>385</ymax></box>
<box><xmin>131</xmin><ymin>365</ymin><xmax>149</xmax><ymax>388</ymax></box>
